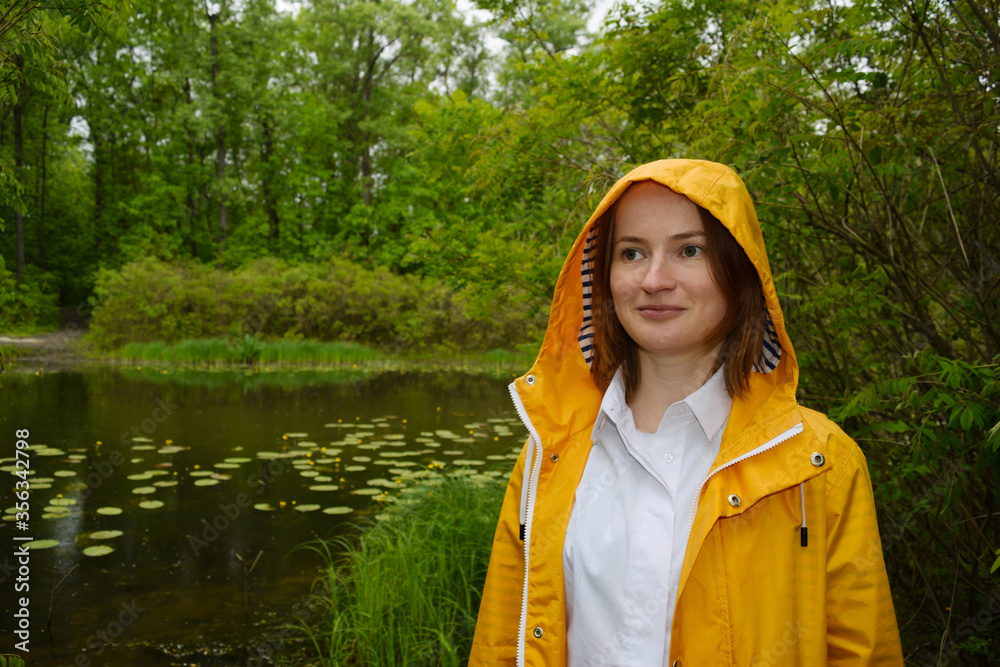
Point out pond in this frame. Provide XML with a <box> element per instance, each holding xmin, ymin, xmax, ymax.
<box><xmin>0</xmin><ymin>360</ymin><xmax>525</xmax><ymax>665</ymax></box>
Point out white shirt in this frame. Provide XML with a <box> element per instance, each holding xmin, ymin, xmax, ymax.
<box><xmin>563</xmin><ymin>366</ymin><xmax>732</xmax><ymax>666</ymax></box>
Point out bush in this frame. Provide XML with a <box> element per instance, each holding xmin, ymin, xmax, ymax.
<box><xmin>0</xmin><ymin>259</ymin><xmax>61</xmax><ymax>333</ymax></box>
<box><xmin>87</xmin><ymin>256</ymin><xmax>546</xmax><ymax>352</ymax></box>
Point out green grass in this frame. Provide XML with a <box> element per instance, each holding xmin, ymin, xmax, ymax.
<box><xmin>291</xmin><ymin>472</ymin><xmax>505</xmax><ymax>666</ymax></box>
<box><xmin>112</xmin><ymin>337</ymin><xmax>380</xmax><ymax>365</ymax></box>
<box><xmin>103</xmin><ymin>336</ymin><xmax>537</xmax><ymax>374</ymax></box>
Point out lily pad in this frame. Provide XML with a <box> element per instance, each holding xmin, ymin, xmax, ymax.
<box><xmin>158</xmin><ymin>446</ymin><xmax>187</xmax><ymax>454</ymax></box>
<box><xmin>43</xmin><ymin>505</ymin><xmax>72</xmax><ymax>515</ymax></box>
<box><xmin>352</xmin><ymin>488</ymin><xmax>382</xmax><ymax>496</ymax></box>
<box><xmin>132</xmin><ymin>486</ymin><xmax>157</xmax><ymax>494</ymax></box>
<box><xmin>33</xmin><ymin>447</ymin><xmax>67</xmax><ymax>457</ymax></box>
<box><xmin>88</xmin><ymin>530</ymin><xmax>124</xmax><ymax>540</ymax></box>
<box><xmin>83</xmin><ymin>545</ymin><xmax>114</xmax><ymax>557</ymax></box>
<box><xmin>131</xmin><ymin>436</ymin><xmax>154</xmax><ymax>442</ymax></box>
<box><xmin>127</xmin><ymin>473</ymin><xmax>153</xmax><ymax>481</ymax></box>
<box><xmin>139</xmin><ymin>500</ymin><xmax>164</xmax><ymax>509</ymax></box>
<box><xmin>322</xmin><ymin>506</ymin><xmax>353</xmax><ymax>515</ymax></box>
<box><xmin>214</xmin><ymin>463</ymin><xmax>240</xmax><ymax>469</ymax></box>
<box><xmin>293</xmin><ymin>504</ymin><xmax>321</xmax><ymax>512</ymax></box>
<box><xmin>300</xmin><ymin>470</ymin><xmax>320</xmax><ymax>478</ymax></box>
<box><xmin>344</xmin><ymin>465</ymin><xmax>366</xmax><ymax>472</ymax></box>
<box><xmin>153</xmin><ymin>480</ymin><xmax>179</xmax><ymax>488</ymax></box>
<box><xmin>224</xmin><ymin>457</ymin><xmax>252</xmax><ymax>464</ymax></box>
<box><xmin>194</xmin><ymin>478</ymin><xmax>219</xmax><ymax>487</ymax></box>
<box><xmin>27</xmin><ymin>539</ymin><xmax>60</xmax><ymax>550</ymax></box>
<box><xmin>309</xmin><ymin>484</ymin><xmax>339</xmax><ymax>492</ymax></box>
<box><xmin>49</xmin><ymin>497</ymin><xmax>76</xmax><ymax>506</ymax></box>
<box><xmin>284</xmin><ymin>432</ymin><xmax>309</xmax><ymax>438</ymax></box>
<box><xmin>96</xmin><ymin>507</ymin><xmax>123</xmax><ymax>515</ymax></box>
<box><xmin>53</xmin><ymin>470</ymin><xmax>77</xmax><ymax>478</ymax></box>
<box><xmin>189</xmin><ymin>470</ymin><xmax>214</xmax><ymax>477</ymax></box>
<box><xmin>452</xmin><ymin>460</ymin><xmax>485</xmax><ymax>466</ymax></box>
<box><xmin>253</xmin><ymin>503</ymin><xmax>275</xmax><ymax>511</ymax></box>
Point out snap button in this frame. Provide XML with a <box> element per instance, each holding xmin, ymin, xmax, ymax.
<box><xmin>811</xmin><ymin>452</ymin><xmax>825</xmax><ymax>467</ymax></box>
<box><xmin>525</xmin><ymin>375</ymin><xmax>536</xmax><ymax>385</ymax></box>
<box><xmin>533</xmin><ymin>626</ymin><xmax>543</xmax><ymax>638</ymax></box>
<box><xmin>728</xmin><ymin>494</ymin><xmax>741</xmax><ymax>507</ymax></box>
<box><xmin>550</xmin><ymin>453</ymin><xmax>559</xmax><ymax>462</ymax></box>
<box><xmin>672</xmin><ymin>661</ymin><xmax>680</xmax><ymax>667</ymax></box>
<box><xmin>664</xmin><ymin>452</ymin><xmax>675</xmax><ymax>463</ymax></box>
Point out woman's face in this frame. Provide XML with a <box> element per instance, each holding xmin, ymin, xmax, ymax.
<box><xmin>609</xmin><ymin>181</ymin><xmax>729</xmax><ymax>365</ymax></box>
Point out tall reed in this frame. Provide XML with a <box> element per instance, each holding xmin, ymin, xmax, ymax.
<box><xmin>295</xmin><ymin>472</ymin><xmax>505</xmax><ymax>666</ymax></box>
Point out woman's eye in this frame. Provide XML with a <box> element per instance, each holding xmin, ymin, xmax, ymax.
<box><xmin>681</xmin><ymin>245</ymin><xmax>704</xmax><ymax>258</ymax></box>
<box><xmin>622</xmin><ymin>248</ymin><xmax>641</xmax><ymax>261</ymax></box>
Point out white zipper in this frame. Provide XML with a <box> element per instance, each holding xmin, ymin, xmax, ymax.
<box><xmin>508</xmin><ymin>381</ymin><xmax>544</xmax><ymax>667</ymax></box>
<box><xmin>686</xmin><ymin>422</ymin><xmax>804</xmax><ymax>534</ymax></box>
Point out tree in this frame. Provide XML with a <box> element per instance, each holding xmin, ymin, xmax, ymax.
<box><xmin>0</xmin><ymin>0</ymin><xmax>130</xmax><ymax>267</ymax></box>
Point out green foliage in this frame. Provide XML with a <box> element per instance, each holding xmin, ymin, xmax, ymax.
<box><xmin>0</xmin><ymin>258</ymin><xmax>61</xmax><ymax>332</ymax></box>
<box><xmin>87</xmin><ymin>257</ymin><xmax>545</xmax><ymax>353</ymax></box>
<box><xmin>293</xmin><ymin>472</ymin><xmax>505</xmax><ymax>666</ymax></box>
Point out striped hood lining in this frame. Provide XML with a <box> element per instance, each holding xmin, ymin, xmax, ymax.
<box><xmin>577</xmin><ymin>213</ymin><xmax>781</xmax><ymax>374</ymax></box>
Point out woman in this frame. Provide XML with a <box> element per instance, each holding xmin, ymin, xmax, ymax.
<box><xmin>470</xmin><ymin>159</ymin><xmax>903</xmax><ymax>666</ymax></box>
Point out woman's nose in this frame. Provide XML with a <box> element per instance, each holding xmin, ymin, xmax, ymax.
<box><xmin>640</xmin><ymin>257</ymin><xmax>677</xmax><ymax>292</ymax></box>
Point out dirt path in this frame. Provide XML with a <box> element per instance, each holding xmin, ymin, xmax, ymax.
<box><xmin>0</xmin><ymin>329</ymin><xmax>86</xmax><ymax>356</ymax></box>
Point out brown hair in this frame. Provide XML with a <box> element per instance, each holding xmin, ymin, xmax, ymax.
<box><xmin>589</xmin><ymin>183</ymin><xmax>768</xmax><ymax>401</ymax></box>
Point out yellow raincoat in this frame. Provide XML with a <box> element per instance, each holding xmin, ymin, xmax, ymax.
<box><xmin>470</xmin><ymin>160</ymin><xmax>903</xmax><ymax>666</ymax></box>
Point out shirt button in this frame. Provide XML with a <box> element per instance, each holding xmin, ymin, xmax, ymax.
<box><xmin>533</xmin><ymin>626</ymin><xmax>543</xmax><ymax>638</ymax></box>
<box><xmin>664</xmin><ymin>452</ymin><xmax>675</xmax><ymax>463</ymax></box>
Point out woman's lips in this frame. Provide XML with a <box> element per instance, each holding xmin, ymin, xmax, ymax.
<box><xmin>637</xmin><ymin>305</ymin><xmax>684</xmax><ymax>319</ymax></box>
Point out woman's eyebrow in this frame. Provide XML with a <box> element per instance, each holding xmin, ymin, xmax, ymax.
<box><xmin>614</xmin><ymin>231</ymin><xmax>705</xmax><ymax>244</ymax></box>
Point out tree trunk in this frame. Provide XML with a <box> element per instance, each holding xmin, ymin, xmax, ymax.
<box><xmin>93</xmin><ymin>131</ymin><xmax>103</xmax><ymax>255</ymax></box>
<box><xmin>13</xmin><ymin>79</ymin><xmax>24</xmax><ymax>280</ymax></box>
<box><xmin>36</xmin><ymin>104</ymin><xmax>48</xmax><ymax>271</ymax></box>
<box><xmin>209</xmin><ymin>11</ymin><xmax>228</xmax><ymax>253</ymax></box>
<box><xmin>183</xmin><ymin>76</ymin><xmax>198</xmax><ymax>258</ymax></box>
<box><xmin>360</xmin><ymin>29</ymin><xmax>376</xmax><ymax>207</ymax></box>
<box><xmin>260</xmin><ymin>114</ymin><xmax>280</xmax><ymax>245</ymax></box>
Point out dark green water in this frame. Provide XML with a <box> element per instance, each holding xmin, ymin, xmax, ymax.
<box><xmin>0</xmin><ymin>361</ymin><xmax>524</xmax><ymax>665</ymax></box>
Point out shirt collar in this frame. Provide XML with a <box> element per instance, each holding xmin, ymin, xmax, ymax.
<box><xmin>591</xmin><ymin>365</ymin><xmax>732</xmax><ymax>443</ymax></box>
